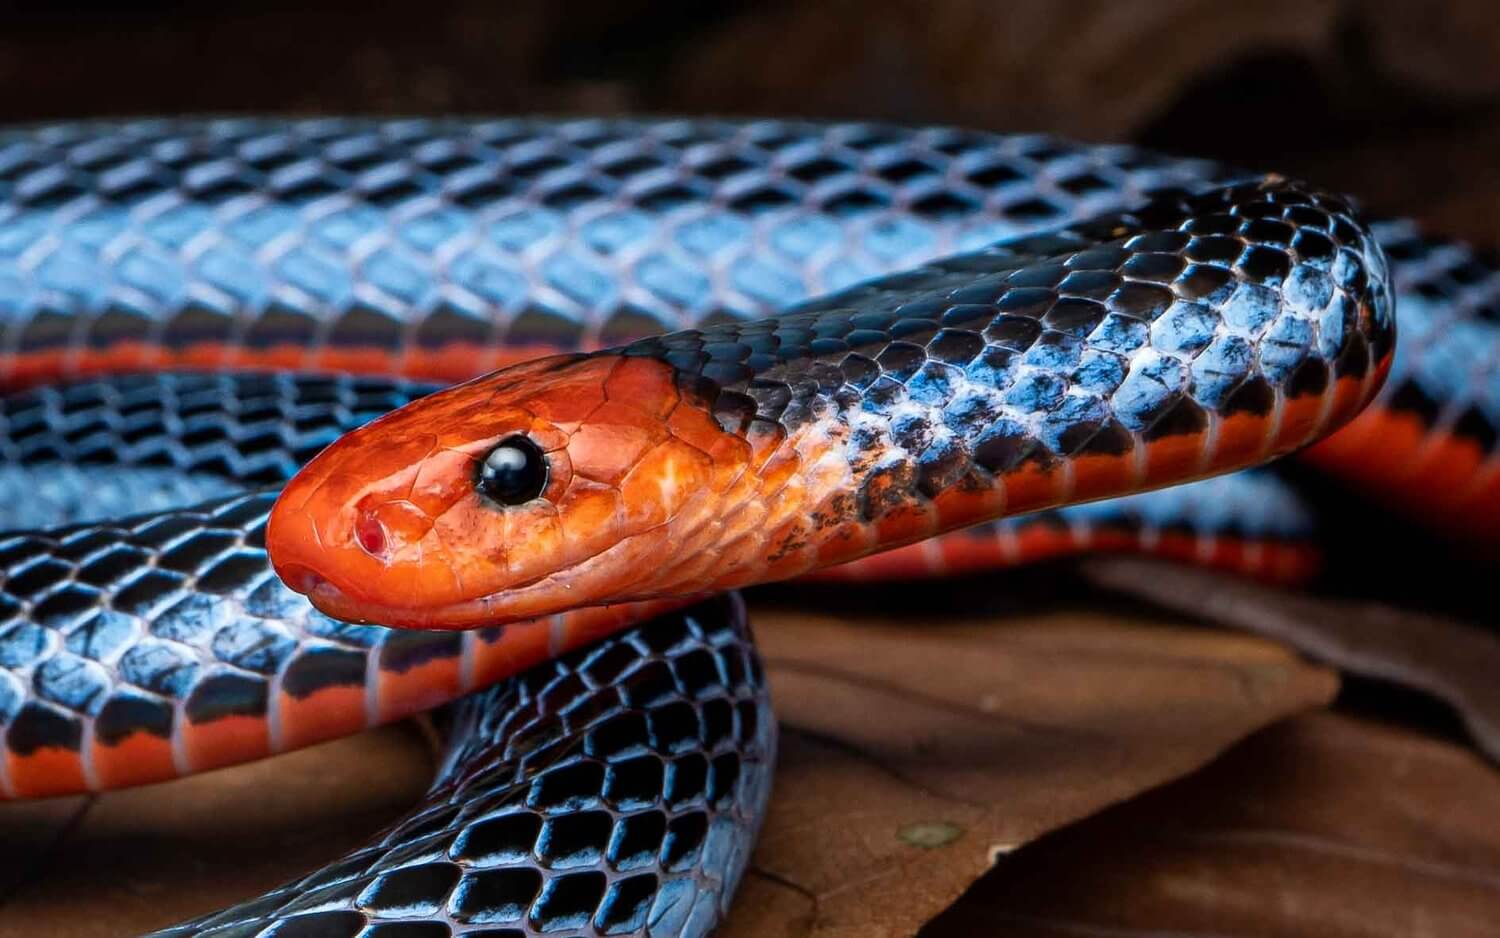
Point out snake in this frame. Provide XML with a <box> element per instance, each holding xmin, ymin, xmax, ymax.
<box><xmin>0</xmin><ymin>116</ymin><xmax>1491</xmax><ymax>936</ymax></box>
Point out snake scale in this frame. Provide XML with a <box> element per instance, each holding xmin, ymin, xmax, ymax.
<box><xmin>0</xmin><ymin>117</ymin><xmax>1492</xmax><ymax>936</ymax></box>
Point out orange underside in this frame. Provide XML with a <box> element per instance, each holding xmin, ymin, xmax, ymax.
<box><xmin>183</xmin><ymin>715</ymin><xmax>271</xmax><ymax>774</ymax></box>
<box><xmin>0</xmin><ymin>340</ymin><xmax>549</xmax><ymax>392</ymax></box>
<box><xmin>810</xmin><ymin>527</ymin><xmax>1321</xmax><ymax>586</ymax></box>
<box><xmin>279</xmin><ymin>685</ymin><xmax>369</xmax><ymax>753</ymax></box>
<box><xmin>90</xmin><ymin>732</ymin><xmax>177</xmax><ymax>792</ymax></box>
<box><xmin>1306</xmin><ymin>402</ymin><xmax>1500</xmax><ymax>544</ymax></box>
<box><xmin>8</xmin><ymin>334</ymin><xmax>1490</xmax><ymax>797</ymax></box>
<box><xmin>6</xmin><ymin>746</ymin><xmax>88</xmax><ymax>799</ymax></box>
<box><xmin>0</xmin><ymin>601</ymin><xmax>696</xmax><ymax>799</ymax></box>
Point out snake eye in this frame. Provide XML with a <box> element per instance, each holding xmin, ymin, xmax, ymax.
<box><xmin>476</xmin><ymin>436</ymin><xmax>550</xmax><ymax>506</ymax></box>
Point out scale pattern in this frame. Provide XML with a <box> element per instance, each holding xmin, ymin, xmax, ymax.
<box><xmin>0</xmin><ymin>119</ymin><xmax>1494</xmax><ymax>495</ymax></box>
<box><xmin>0</xmin><ymin>463</ymin><xmax>233</xmax><ymax>530</ymax></box>
<box><xmin>811</xmin><ymin>470</ymin><xmax>1319</xmax><ymax>584</ymax></box>
<box><xmin>248</xmin><ymin>177</ymin><xmax>1391</xmax><ymax>631</ymax></box>
<box><xmin>0</xmin><ymin>117</ymin><xmax>1233</xmax><ymax>375</ymax></box>
<box><xmin>1</xmin><ymin>117</ymin><xmax>1494</xmax><ymax>533</ymax></box>
<box><xmin>1373</xmin><ymin>219</ymin><xmax>1500</xmax><ymax>454</ymax></box>
<box><xmin>0</xmin><ymin>491</ymin><xmax>385</xmax><ymax>794</ymax></box>
<box><xmin>152</xmin><ymin>595</ymin><xmax>773</xmax><ymax>938</ymax></box>
<box><xmin>506</xmin><ymin>178</ymin><xmax>1388</xmax><ymax>604</ymax></box>
<box><xmin>0</xmin><ymin>117</ymin><xmax>1480</xmax><ymax>935</ymax></box>
<box><xmin>630</xmin><ymin>178</ymin><xmax>1392</xmax><ymax>459</ymax></box>
<box><xmin>0</xmin><ymin>373</ymin><xmax>1315</xmax><ymax>586</ymax></box>
<box><xmin>0</xmin><ymin>371</ymin><xmax>432</xmax><ymax>484</ymax></box>
<box><xmin>0</xmin><ymin>491</ymin><xmax>678</xmax><ymax>797</ymax></box>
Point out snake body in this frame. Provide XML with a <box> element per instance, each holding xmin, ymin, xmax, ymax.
<box><xmin>0</xmin><ymin>117</ymin><xmax>1486</xmax><ymax>935</ymax></box>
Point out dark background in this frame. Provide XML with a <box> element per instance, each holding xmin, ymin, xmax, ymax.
<box><xmin>2</xmin><ymin>0</ymin><xmax>1499</xmax><ymax>242</ymax></box>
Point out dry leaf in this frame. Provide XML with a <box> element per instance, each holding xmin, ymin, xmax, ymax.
<box><xmin>924</xmin><ymin>711</ymin><xmax>1500</xmax><ymax>937</ymax></box>
<box><xmin>1083</xmin><ymin>556</ymin><xmax>1500</xmax><ymax>763</ymax></box>
<box><xmin>720</xmin><ymin>606</ymin><xmax>1338</xmax><ymax>938</ymax></box>
<box><xmin>0</xmin><ymin>726</ymin><xmax>435</xmax><ymax>937</ymax></box>
<box><xmin>659</xmin><ymin>0</ymin><xmax>1341</xmax><ymax>138</ymax></box>
<box><xmin>0</xmin><ymin>605</ymin><xmax>1336</xmax><ymax>936</ymax></box>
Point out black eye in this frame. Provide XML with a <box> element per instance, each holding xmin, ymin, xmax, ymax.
<box><xmin>475</xmin><ymin>436</ymin><xmax>549</xmax><ymax>506</ymax></box>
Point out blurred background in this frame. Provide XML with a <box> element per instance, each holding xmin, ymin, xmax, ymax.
<box><xmin>1</xmin><ymin>0</ymin><xmax>1499</xmax><ymax>244</ymax></box>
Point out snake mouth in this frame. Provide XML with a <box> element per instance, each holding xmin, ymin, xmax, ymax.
<box><xmin>274</xmin><ymin>560</ymin><xmax>328</xmax><ymax>599</ymax></box>
<box><xmin>272</xmin><ymin>562</ymin><xmax>396</xmax><ymax>627</ymax></box>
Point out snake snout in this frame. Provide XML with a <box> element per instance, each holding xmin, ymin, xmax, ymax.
<box><xmin>274</xmin><ymin>560</ymin><xmax>327</xmax><ymax>598</ymax></box>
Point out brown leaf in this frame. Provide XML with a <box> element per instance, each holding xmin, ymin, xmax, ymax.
<box><xmin>658</xmin><ymin>0</ymin><xmax>1342</xmax><ymax>139</ymax></box>
<box><xmin>721</xmin><ymin>607</ymin><xmax>1338</xmax><ymax>938</ymax></box>
<box><xmin>0</xmin><ymin>605</ymin><xmax>1336</xmax><ymax>937</ymax></box>
<box><xmin>1083</xmin><ymin>556</ymin><xmax>1500</xmax><ymax>763</ymax></box>
<box><xmin>924</xmin><ymin>711</ymin><xmax>1500</xmax><ymax>937</ymax></box>
<box><xmin>0</xmin><ymin>725</ymin><xmax>435</xmax><ymax>938</ymax></box>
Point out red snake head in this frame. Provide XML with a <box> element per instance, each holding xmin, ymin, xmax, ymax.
<box><xmin>267</xmin><ymin>354</ymin><xmax>752</xmax><ymax>629</ymax></box>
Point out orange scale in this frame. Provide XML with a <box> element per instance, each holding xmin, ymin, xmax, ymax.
<box><xmin>1141</xmin><ymin>429</ymin><xmax>1210</xmax><ymax>487</ymax></box>
<box><xmin>1212</xmin><ymin>411</ymin><xmax>1276</xmax><ymax>468</ymax></box>
<box><xmin>567</xmin><ymin>414</ymin><xmax>666</xmax><ymax>487</ymax></box>
<box><xmin>6</xmin><ymin>747</ymin><xmax>87</xmax><ymax>798</ymax></box>
<box><xmin>468</xmin><ymin>619</ymin><xmax>555</xmax><ymax>689</ymax></box>
<box><xmin>554</xmin><ymin>601</ymin><xmax>688</xmax><ymax>657</ymax></box>
<box><xmin>933</xmin><ymin>534</ymin><xmax>1009</xmax><ymax>576</ymax></box>
<box><xmin>667</xmin><ymin>401</ymin><xmax>735</xmax><ymax>453</ymax></box>
<box><xmin>1204</xmin><ymin>535</ymin><xmax>1245</xmax><ymax>573</ymax></box>
<box><xmin>183</xmin><ymin>715</ymin><xmax>271</xmax><ymax>774</ymax></box>
<box><xmin>90</xmin><ymin>731</ymin><xmax>178</xmax><ymax>791</ymax></box>
<box><xmin>653</xmin><ymin>553</ymin><xmax>723</xmax><ymax>597</ymax></box>
<box><xmin>1321</xmin><ymin>373</ymin><xmax>1372</xmax><ymax>434</ymax></box>
<box><xmin>376</xmin><ymin>655</ymin><xmax>464</xmax><ymax>724</ymax></box>
<box><xmin>1068</xmin><ymin>452</ymin><xmax>1138</xmax><ymax>504</ymax></box>
<box><xmin>304</xmin><ymin>346</ymin><xmax>406</xmax><ymax>380</ymax></box>
<box><xmin>704</xmin><ymin>437</ymin><xmax>757</xmax><ymax>489</ymax></box>
<box><xmin>601</xmin><ymin>357</ymin><xmax>681</xmax><ymax>416</ymax></box>
<box><xmin>996</xmin><ymin>461</ymin><xmax>1067</xmax><ymax>517</ymax></box>
<box><xmin>1399</xmin><ymin>433</ymin><xmax>1489</xmax><ymax>506</ymax></box>
<box><xmin>395</xmin><ymin>341</ymin><xmax>503</xmax><ymax>383</ymax></box>
<box><xmin>930</xmin><ymin>483</ymin><xmax>1007</xmax><ymax>533</ymax></box>
<box><xmin>618</xmin><ymin>440</ymin><xmax>714</xmax><ymax>530</ymax></box>
<box><xmin>1270</xmin><ymin>392</ymin><xmax>1328</xmax><ymax>453</ymax></box>
<box><xmin>611</xmin><ymin>524</ymin><xmax>675</xmax><ymax>575</ymax></box>
<box><xmin>1086</xmin><ymin>527</ymin><xmax>1140</xmax><ymax>555</ymax></box>
<box><xmin>746</xmin><ymin>424</ymin><xmax>790</xmax><ymax>470</ymax></box>
<box><xmin>754</xmin><ymin>446</ymin><xmax>805</xmax><ymax>499</ymax></box>
<box><xmin>1301</xmin><ymin>406</ymin><xmax>1429</xmax><ymax>489</ymax></box>
<box><xmin>771</xmin><ymin>549</ymin><xmax>826</xmax><ymax>585</ymax></box>
<box><xmin>871</xmin><ymin>501</ymin><xmax>939</xmax><ymax>551</ymax></box>
<box><xmin>811</xmin><ymin>520</ymin><xmax>879</xmax><ymax>570</ymax></box>
<box><xmin>760</xmin><ymin>476</ymin><xmax>811</xmax><ymax>532</ymax></box>
<box><xmin>278</xmin><ymin>685</ymin><xmax>369</xmax><ymax>752</ymax></box>
<box><xmin>811</xmin><ymin>543</ymin><xmax>925</xmax><ymax>581</ymax></box>
<box><xmin>1011</xmin><ymin>525</ymin><xmax>1078</xmax><ymax>563</ymax></box>
<box><xmin>1149</xmin><ymin>531</ymin><xmax>1203</xmax><ymax>566</ymax></box>
<box><xmin>702</xmin><ymin>533</ymin><xmax>771</xmax><ymax>590</ymax></box>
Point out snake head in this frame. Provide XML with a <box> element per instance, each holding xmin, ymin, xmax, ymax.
<box><xmin>267</xmin><ymin>353</ymin><xmax>752</xmax><ymax>629</ymax></box>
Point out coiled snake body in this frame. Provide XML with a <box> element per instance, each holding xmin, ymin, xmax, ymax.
<box><xmin>0</xmin><ymin>118</ymin><xmax>1489</xmax><ymax>936</ymax></box>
